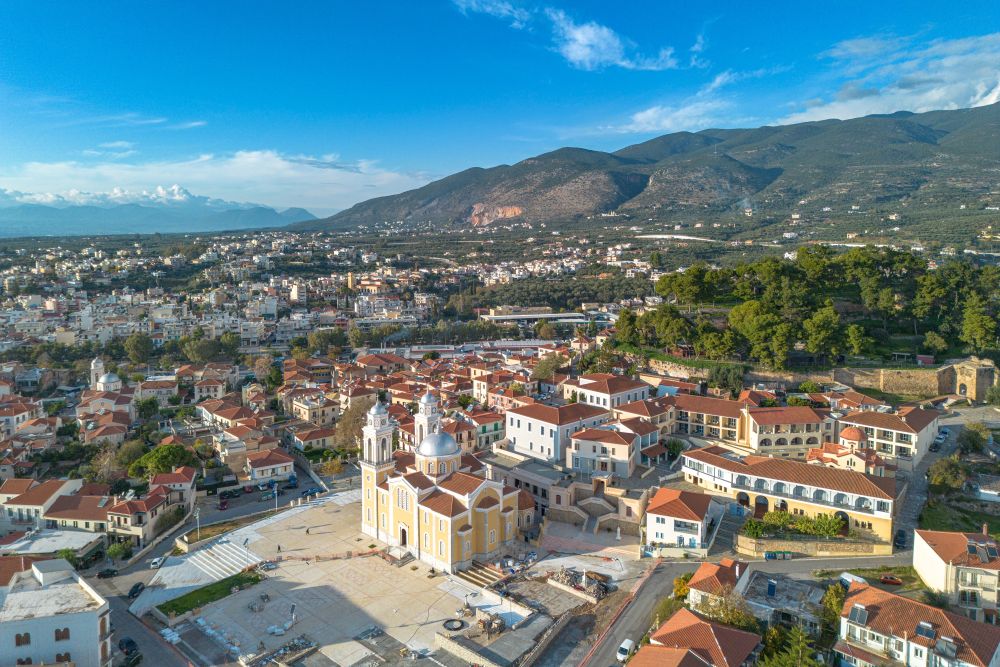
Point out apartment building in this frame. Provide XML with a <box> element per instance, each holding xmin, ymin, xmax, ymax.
<box><xmin>560</xmin><ymin>373</ymin><xmax>650</xmax><ymax>409</ymax></box>
<box><xmin>913</xmin><ymin>528</ymin><xmax>1000</xmax><ymax>623</ymax></box>
<box><xmin>0</xmin><ymin>558</ymin><xmax>112</xmax><ymax>667</ymax></box>
<box><xmin>506</xmin><ymin>402</ymin><xmax>610</xmax><ymax>463</ymax></box>
<box><xmin>740</xmin><ymin>405</ymin><xmax>835</xmax><ymax>458</ymax></box>
<box><xmin>837</xmin><ymin>407</ymin><xmax>939</xmax><ymax>467</ymax></box>
<box><xmin>567</xmin><ymin>427</ymin><xmax>640</xmax><ymax>477</ymax></box>
<box><xmin>836</xmin><ymin>583</ymin><xmax>1000</xmax><ymax>667</ymax></box>
<box><xmin>671</xmin><ymin>394</ymin><xmax>741</xmax><ymax>443</ymax></box>
<box><xmin>290</xmin><ymin>394</ymin><xmax>339</xmax><ymax>427</ymax></box>
<box><xmin>682</xmin><ymin>445</ymin><xmax>897</xmax><ymax>541</ymax></box>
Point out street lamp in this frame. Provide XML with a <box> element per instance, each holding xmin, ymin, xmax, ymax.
<box><xmin>194</xmin><ymin>507</ymin><xmax>201</xmax><ymax>543</ymax></box>
<box><xmin>243</xmin><ymin>537</ymin><xmax>250</xmax><ymax>569</ymax></box>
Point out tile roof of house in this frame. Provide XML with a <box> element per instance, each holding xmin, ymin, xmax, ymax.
<box><xmin>150</xmin><ymin>466</ymin><xmax>196</xmax><ymax>486</ymax></box>
<box><xmin>0</xmin><ymin>479</ymin><xmax>37</xmax><ymax>496</ymax></box>
<box><xmin>841</xmin><ymin>583</ymin><xmax>1000</xmax><ymax>667</ymax></box>
<box><xmin>401</xmin><ymin>472</ymin><xmax>436</xmax><ymax>491</ymax></box>
<box><xmin>245</xmin><ymin>449</ymin><xmax>295</xmax><ymax>468</ymax></box>
<box><xmin>687</xmin><ymin>557</ymin><xmax>747</xmax><ymax>597</ymax></box>
<box><xmin>685</xmin><ymin>446</ymin><xmax>896</xmax><ymax>500</ymax></box>
<box><xmin>629</xmin><ymin>646</ymin><xmax>708</xmax><ymax>667</ymax></box>
<box><xmin>647</xmin><ymin>488</ymin><xmax>715</xmax><ymax>522</ymax></box>
<box><xmin>517</xmin><ymin>489</ymin><xmax>535</xmax><ymax>510</ymax></box>
<box><xmin>564</xmin><ymin>373</ymin><xmax>647</xmax><ymax>394</ymax></box>
<box><xmin>44</xmin><ymin>494</ymin><xmax>112</xmax><ymax>521</ymax></box>
<box><xmin>840</xmin><ymin>407</ymin><xmax>939</xmax><ymax>434</ymax></box>
<box><xmin>570</xmin><ymin>428</ymin><xmax>635</xmax><ymax>446</ymax></box>
<box><xmin>650</xmin><ymin>608</ymin><xmax>760</xmax><ymax>667</ymax></box>
<box><xmin>0</xmin><ymin>555</ymin><xmax>47</xmax><ymax>586</ymax></box>
<box><xmin>615</xmin><ymin>398</ymin><xmax>671</xmax><ymax>418</ymax></box>
<box><xmin>5</xmin><ymin>480</ymin><xmax>70</xmax><ymax>507</ymax></box>
<box><xmin>746</xmin><ymin>405</ymin><xmax>827</xmax><ymax>425</ymax></box>
<box><xmin>506</xmin><ymin>402</ymin><xmax>609</xmax><ymax>425</ymax></box>
<box><xmin>915</xmin><ymin>529</ymin><xmax>1000</xmax><ymax>571</ymax></box>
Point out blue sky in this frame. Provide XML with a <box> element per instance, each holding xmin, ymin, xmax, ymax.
<box><xmin>0</xmin><ymin>1</ymin><xmax>998</xmax><ymax>215</ymax></box>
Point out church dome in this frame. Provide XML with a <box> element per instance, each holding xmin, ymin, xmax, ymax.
<box><xmin>840</xmin><ymin>426</ymin><xmax>866</xmax><ymax>442</ymax></box>
<box><xmin>91</xmin><ymin>357</ymin><xmax>103</xmax><ymax>368</ymax></box>
<box><xmin>417</xmin><ymin>431</ymin><xmax>460</xmax><ymax>458</ymax></box>
<box><xmin>369</xmin><ymin>401</ymin><xmax>387</xmax><ymax>416</ymax></box>
<box><xmin>419</xmin><ymin>391</ymin><xmax>437</xmax><ymax>406</ymax></box>
<box><xmin>98</xmin><ymin>372</ymin><xmax>120</xmax><ymax>385</ymax></box>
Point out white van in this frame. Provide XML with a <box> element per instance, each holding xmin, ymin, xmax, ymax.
<box><xmin>616</xmin><ymin>638</ymin><xmax>636</xmax><ymax>662</ymax></box>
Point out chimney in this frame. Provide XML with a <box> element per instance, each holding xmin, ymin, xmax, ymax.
<box><xmin>985</xmin><ymin>523</ymin><xmax>990</xmax><ymax>537</ymax></box>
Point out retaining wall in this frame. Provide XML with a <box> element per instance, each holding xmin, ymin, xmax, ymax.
<box><xmin>735</xmin><ymin>534</ymin><xmax>893</xmax><ymax>558</ymax></box>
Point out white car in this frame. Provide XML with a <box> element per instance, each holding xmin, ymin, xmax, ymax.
<box><xmin>616</xmin><ymin>638</ymin><xmax>635</xmax><ymax>662</ymax></box>
<box><xmin>149</xmin><ymin>557</ymin><xmax>164</xmax><ymax>569</ymax></box>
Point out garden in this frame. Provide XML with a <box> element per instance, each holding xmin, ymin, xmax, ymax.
<box><xmin>157</xmin><ymin>570</ymin><xmax>262</xmax><ymax>617</ymax></box>
<box><xmin>742</xmin><ymin>511</ymin><xmax>846</xmax><ymax>539</ymax></box>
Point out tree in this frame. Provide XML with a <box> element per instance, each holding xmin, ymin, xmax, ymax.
<box><xmin>253</xmin><ymin>355</ymin><xmax>274</xmax><ymax>383</ymax></box>
<box><xmin>219</xmin><ymin>331</ymin><xmax>240</xmax><ymax>359</ymax></box>
<box><xmin>986</xmin><ymin>384</ymin><xmax>1000</xmax><ymax>406</ymax></box>
<box><xmin>320</xmin><ymin>458</ymin><xmax>343</xmax><ymax>477</ymax></box>
<box><xmin>91</xmin><ymin>445</ymin><xmax>122</xmax><ymax>483</ymax></box>
<box><xmin>347</xmin><ymin>324</ymin><xmax>366</xmax><ymax>348</ymax></box>
<box><xmin>666</xmin><ymin>438</ymin><xmax>684</xmax><ymax>459</ymax></box>
<box><xmin>615</xmin><ymin>309</ymin><xmax>639</xmax><ymax>346</ymax></box>
<box><xmin>845</xmin><ymin>324</ymin><xmax>873</xmax><ymax>356</ymax></box>
<box><xmin>673</xmin><ymin>572</ymin><xmax>693</xmax><ymax>599</ymax></box>
<box><xmin>137</xmin><ymin>397</ymin><xmax>160</xmax><ymax>421</ymax></box>
<box><xmin>923</xmin><ymin>331</ymin><xmax>949</xmax><ymax>355</ymax></box>
<box><xmin>958</xmin><ymin>422</ymin><xmax>990</xmax><ymax>453</ymax></box>
<box><xmin>308</xmin><ymin>328</ymin><xmax>347</xmax><ymax>355</ymax></box>
<box><xmin>56</xmin><ymin>548</ymin><xmax>79</xmax><ymax>569</ymax></box>
<box><xmin>128</xmin><ymin>444</ymin><xmax>197</xmax><ymax>478</ymax></box>
<box><xmin>960</xmin><ymin>292</ymin><xmax>996</xmax><ymax>354</ymax></box>
<box><xmin>107</xmin><ymin>542</ymin><xmax>131</xmax><ymax>563</ymax></box>
<box><xmin>802</xmin><ymin>302</ymin><xmax>842</xmax><ymax>357</ymax></box>
<box><xmin>532</xmin><ymin>353</ymin><xmax>568</xmax><ymax>381</ymax></box>
<box><xmin>760</xmin><ymin>626</ymin><xmax>821</xmax><ymax>667</ymax></box>
<box><xmin>333</xmin><ymin>399</ymin><xmax>372</xmax><ymax>452</ymax></box>
<box><xmin>182</xmin><ymin>338</ymin><xmax>220</xmax><ymax>364</ymax></box>
<box><xmin>535</xmin><ymin>321</ymin><xmax>556</xmax><ymax>340</ymax></box>
<box><xmin>124</xmin><ymin>333</ymin><xmax>153</xmax><ymax>365</ymax></box>
<box><xmin>700</xmin><ymin>588</ymin><xmax>761</xmax><ymax>633</ymax></box>
<box><xmin>116</xmin><ymin>440</ymin><xmax>147</xmax><ymax>468</ymax></box>
<box><xmin>651</xmin><ymin>596</ymin><xmax>684</xmax><ymax>629</ymax></box>
<box><xmin>927</xmin><ymin>455</ymin><xmax>968</xmax><ymax>490</ymax></box>
<box><xmin>708</xmin><ymin>365</ymin><xmax>746</xmax><ymax>397</ymax></box>
<box><xmin>820</xmin><ymin>584</ymin><xmax>846</xmax><ymax>638</ymax></box>
<box><xmin>798</xmin><ymin>380</ymin><xmax>821</xmax><ymax>394</ymax></box>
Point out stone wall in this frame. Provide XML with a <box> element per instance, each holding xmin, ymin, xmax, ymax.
<box><xmin>547</xmin><ymin>578</ymin><xmax>600</xmax><ymax>604</ymax></box>
<box><xmin>833</xmin><ymin>367</ymin><xmax>943</xmax><ymax>397</ymax></box>
<box><xmin>435</xmin><ymin>633</ymin><xmax>506</xmax><ymax>667</ymax></box>
<box><xmin>735</xmin><ymin>534</ymin><xmax>893</xmax><ymax>558</ymax></box>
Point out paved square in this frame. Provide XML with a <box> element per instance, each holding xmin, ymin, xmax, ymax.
<box><xmin>193</xmin><ymin>499</ymin><xmax>486</xmax><ymax>665</ymax></box>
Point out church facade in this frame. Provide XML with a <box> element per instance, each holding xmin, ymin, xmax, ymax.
<box><xmin>360</xmin><ymin>392</ymin><xmax>533</xmax><ymax>573</ymax></box>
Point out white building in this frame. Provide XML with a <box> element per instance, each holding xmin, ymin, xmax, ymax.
<box><xmin>506</xmin><ymin>402</ymin><xmax>609</xmax><ymax>463</ymax></box>
<box><xmin>913</xmin><ymin>528</ymin><xmax>1000</xmax><ymax>624</ymax></box>
<box><xmin>836</xmin><ymin>407</ymin><xmax>939</xmax><ymax>467</ymax></box>
<box><xmin>645</xmin><ymin>487</ymin><xmax>723</xmax><ymax>551</ymax></box>
<box><xmin>560</xmin><ymin>373</ymin><xmax>650</xmax><ymax>409</ymax></box>
<box><xmin>0</xmin><ymin>558</ymin><xmax>111</xmax><ymax>667</ymax></box>
<box><xmin>244</xmin><ymin>449</ymin><xmax>295</xmax><ymax>483</ymax></box>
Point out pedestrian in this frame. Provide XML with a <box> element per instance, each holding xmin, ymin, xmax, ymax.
<box><xmin>305</xmin><ymin>527</ymin><xmax>310</xmax><ymax>535</ymax></box>
<box><xmin>277</xmin><ymin>544</ymin><xmax>281</xmax><ymax>553</ymax></box>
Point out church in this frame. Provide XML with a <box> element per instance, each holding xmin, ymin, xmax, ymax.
<box><xmin>360</xmin><ymin>392</ymin><xmax>534</xmax><ymax>573</ymax></box>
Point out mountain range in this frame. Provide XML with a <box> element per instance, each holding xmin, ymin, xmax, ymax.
<box><xmin>294</xmin><ymin>102</ymin><xmax>1000</xmax><ymax>233</ymax></box>
<box><xmin>0</xmin><ymin>185</ymin><xmax>315</xmax><ymax>238</ymax></box>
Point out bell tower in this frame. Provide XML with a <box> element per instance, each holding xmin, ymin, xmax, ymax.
<box><xmin>360</xmin><ymin>401</ymin><xmax>395</xmax><ymax>540</ymax></box>
<box><xmin>414</xmin><ymin>391</ymin><xmax>441</xmax><ymax>443</ymax></box>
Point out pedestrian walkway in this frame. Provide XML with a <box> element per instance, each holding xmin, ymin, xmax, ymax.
<box><xmin>129</xmin><ymin>491</ymin><xmax>355</xmax><ymax>617</ymax></box>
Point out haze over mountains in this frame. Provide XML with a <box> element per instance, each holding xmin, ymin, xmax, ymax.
<box><xmin>0</xmin><ymin>185</ymin><xmax>315</xmax><ymax>237</ymax></box>
<box><xmin>294</xmin><ymin>102</ymin><xmax>1000</xmax><ymax>233</ymax></box>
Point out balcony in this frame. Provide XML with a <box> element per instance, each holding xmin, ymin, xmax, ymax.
<box><xmin>732</xmin><ymin>482</ymin><xmax>875</xmax><ymax>514</ymax></box>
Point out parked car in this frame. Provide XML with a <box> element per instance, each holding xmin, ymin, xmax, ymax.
<box><xmin>243</xmin><ymin>485</ymin><xmax>255</xmax><ymax>494</ymax></box>
<box><xmin>301</xmin><ymin>486</ymin><xmax>323</xmax><ymax>497</ymax></box>
<box><xmin>149</xmin><ymin>557</ymin><xmax>164</xmax><ymax>569</ymax></box>
<box><xmin>96</xmin><ymin>568</ymin><xmax>118</xmax><ymax>579</ymax></box>
<box><xmin>893</xmin><ymin>529</ymin><xmax>907</xmax><ymax>549</ymax></box>
<box><xmin>218</xmin><ymin>499</ymin><xmax>229</xmax><ymax>510</ymax></box>
<box><xmin>220</xmin><ymin>489</ymin><xmax>241</xmax><ymax>500</ymax></box>
<box><xmin>879</xmin><ymin>574</ymin><xmax>903</xmax><ymax>586</ymax></box>
<box><xmin>259</xmin><ymin>491</ymin><xmax>275</xmax><ymax>502</ymax></box>
<box><xmin>930</xmin><ymin>442</ymin><xmax>941</xmax><ymax>452</ymax></box>
<box><xmin>257</xmin><ymin>481</ymin><xmax>271</xmax><ymax>491</ymax></box>
<box><xmin>128</xmin><ymin>582</ymin><xmax>145</xmax><ymax>599</ymax></box>
<box><xmin>940</xmin><ymin>427</ymin><xmax>951</xmax><ymax>436</ymax></box>
<box><xmin>616</xmin><ymin>639</ymin><xmax>635</xmax><ymax>662</ymax></box>
<box><xmin>118</xmin><ymin>637</ymin><xmax>139</xmax><ymax>655</ymax></box>
<box><xmin>282</xmin><ymin>481</ymin><xmax>299</xmax><ymax>490</ymax></box>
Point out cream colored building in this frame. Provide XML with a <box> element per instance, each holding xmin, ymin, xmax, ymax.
<box><xmin>914</xmin><ymin>528</ymin><xmax>1000</xmax><ymax>624</ymax></box>
<box><xmin>360</xmin><ymin>393</ymin><xmax>533</xmax><ymax>573</ymax></box>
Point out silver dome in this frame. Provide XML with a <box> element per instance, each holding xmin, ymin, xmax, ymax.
<box><xmin>98</xmin><ymin>372</ymin><xmax>120</xmax><ymax>384</ymax></box>
<box><xmin>417</xmin><ymin>431</ymin><xmax>459</xmax><ymax>458</ymax></box>
<box><xmin>368</xmin><ymin>401</ymin><xmax>387</xmax><ymax>415</ymax></box>
<box><xmin>419</xmin><ymin>391</ymin><xmax>437</xmax><ymax>405</ymax></box>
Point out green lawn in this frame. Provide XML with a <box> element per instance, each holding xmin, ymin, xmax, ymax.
<box><xmin>919</xmin><ymin>500</ymin><xmax>1000</xmax><ymax>540</ymax></box>
<box><xmin>157</xmin><ymin>571</ymin><xmax>262</xmax><ymax>617</ymax></box>
<box><xmin>814</xmin><ymin>566</ymin><xmax>924</xmax><ymax>592</ymax></box>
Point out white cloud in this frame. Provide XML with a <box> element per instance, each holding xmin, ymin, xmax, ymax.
<box><xmin>609</xmin><ymin>99</ymin><xmax>730</xmax><ymax>134</ymax></box>
<box><xmin>0</xmin><ymin>151</ymin><xmax>429</xmax><ymax>216</ymax></box>
<box><xmin>82</xmin><ymin>140</ymin><xmax>138</xmax><ymax>159</ymax></box>
<box><xmin>702</xmin><ymin>66</ymin><xmax>789</xmax><ymax>95</ymax></box>
<box><xmin>452</xmin><ymin>0</ymin><xmax>530</xmax><ymax>28</ymax></box>
<box><xmin>545</xmin><ymin>8</ymin><xmax>677</xmax><ymax>71</ymax></box>
<box><xmin>783</xmin><ymin>32</ymin><xmax>1000</xmax><ymax>123</ymax></box>
<box><xmin>689</xmin><ymin>32</ymin><xmax>709</xmax><ymax>68</ymax></box>
<box><xmin>169</xmin><ymin>120</ymin><xmax>207</xmax><ymax>130</ymax></box>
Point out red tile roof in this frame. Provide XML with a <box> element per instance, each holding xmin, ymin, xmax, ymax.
<box><xmin>915</xmin><ymin>529</ymin><xmax>1000</xmax><ymax>571</ymax></box>
<box><xmin>507</xmin><ymin>402</ymin><xmax>608</xmax><ymax>425</ymax></box>
<box><xmin>419</xmin><ymin>490</ymin><xmax>468</xmax><ymax>517</ymax></box>
<box><xmin>647</xmin><ymin>488</ymin><xmax>715</xmax><ymax>521</ymax></box>
<box><xmin>650</xmin><ymin>608</ymin><xmax>760</xmax><ymax>667</ymax></box>
<box><xmin>687</xmin><ymin>557</ymin><xmax>747</xmax><ymax>597</ymax></box>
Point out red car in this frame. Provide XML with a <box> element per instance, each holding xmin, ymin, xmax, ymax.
<box><xmin>217</xmin><ymin>500</ymin><xmax>229</xmax><ymax>510</ymax></box>
<box><xmin>879</xmin><ymin>574</ymin><xmax>903</xmax><ymax>586</ymax></box>
<box><xmin>243</xmin><ymin>485</ymin><xmax>254</xmax><ymax>494</ymax></box>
